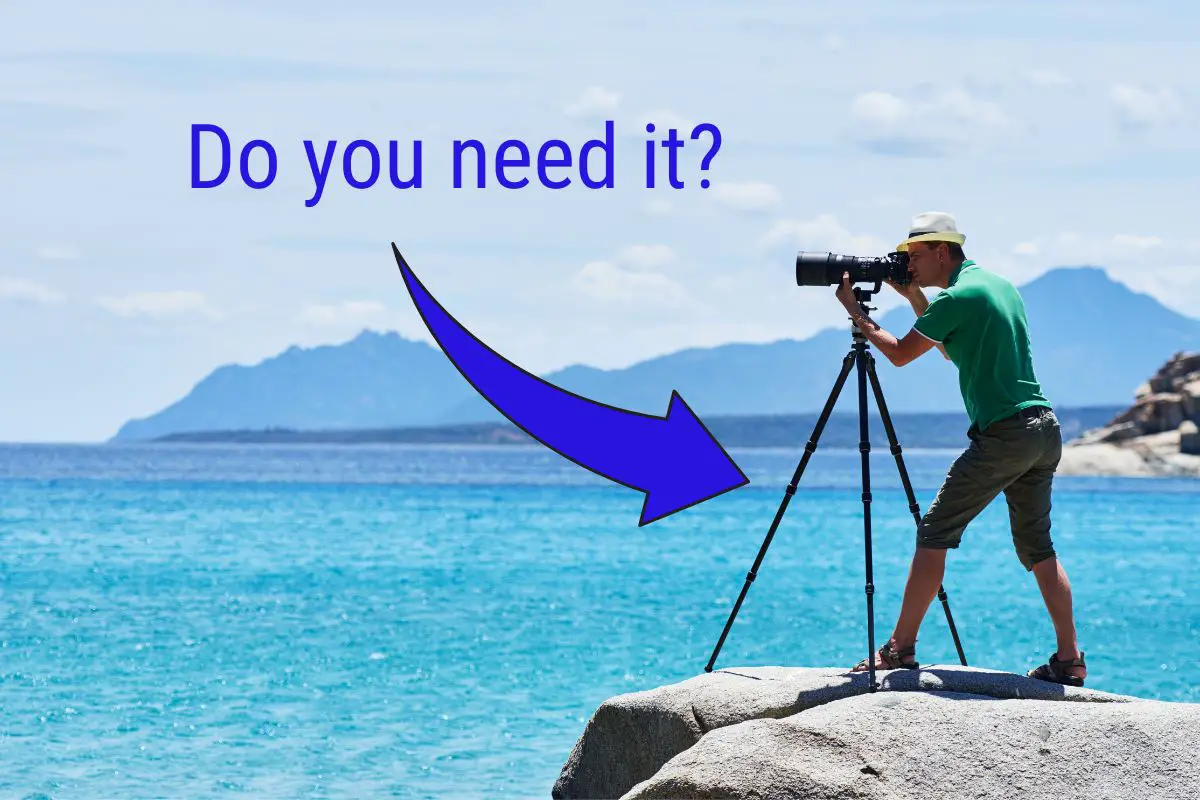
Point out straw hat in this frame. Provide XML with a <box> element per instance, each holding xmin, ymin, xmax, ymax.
<box><xmin>896</xmin><ymin>211</ymin><xmax>966</xmax><ymax>252</ymax></box>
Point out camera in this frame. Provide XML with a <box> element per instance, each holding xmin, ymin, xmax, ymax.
<box><xmin>795</xmin><ymin>250</ymin><xmax>911</xmax><ymax>287</ymax></box>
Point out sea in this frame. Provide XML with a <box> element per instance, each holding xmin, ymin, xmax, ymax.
<box><xmin>0</xmin><ymin>442</ymin><xmax>1196</xmax><ymax>799</ymax></box>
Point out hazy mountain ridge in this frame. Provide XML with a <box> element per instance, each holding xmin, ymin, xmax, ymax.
<box><xmin>111</xmin><ymin>266</ymin><xmax>1200</xmax><ymax>441</ymax></box>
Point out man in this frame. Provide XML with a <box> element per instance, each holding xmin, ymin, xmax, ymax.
<box><xmin>833</xmin><ymin>211</ymin><xmax>1086</xmax><ymax>687</ymax></box>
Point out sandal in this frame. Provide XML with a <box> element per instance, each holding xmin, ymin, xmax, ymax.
<box><xmin>1027</xmin><ymin>651</ymin><xmax>1086</xmax><ymax>687</ymax></box>
<box><xmin>852</xmin><ymin>639</ymin><xmax>919</xmax><ymax>672</ymax></box>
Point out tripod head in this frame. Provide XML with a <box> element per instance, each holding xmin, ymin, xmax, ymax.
<box><xmin>852</xmin><ymin>280</ymin><xmax>882</xmax><ymax>303</ymax></box>
<box><xmin>849</xmin><ymin>281</ymin><xmax>883</xmax><ymax>340</ymax></box>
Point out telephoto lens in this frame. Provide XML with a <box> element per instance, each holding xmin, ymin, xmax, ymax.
<box><xmin>796</xmin><ymin>251</ymin><xmax>878</xmax><ymax>286</ymax></box>
<box><xmin>795</xmin><ymin>251</ymin><xmax>910</xmax><ymax>286</ymax></box>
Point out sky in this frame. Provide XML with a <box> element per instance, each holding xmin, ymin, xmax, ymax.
<box><xmin>3</xmin><ymin>0</ymin><xmax>1199</xmax><ymax>442</ymax></box>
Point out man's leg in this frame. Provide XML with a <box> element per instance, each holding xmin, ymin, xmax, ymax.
<box><xmin>1007</xmin><ymin>412</ymin><xmax>1085</xmax><ymax>681</ymax></box>
<box><xmin>853</xmin><ymin>546</ymin><xmax>952</xmax><ymax>671</ymax></box>
<box><xmin>853</xmin><ymin>429</ymin><xmax>1016</xmax><ymax>672</ymax></box>
<box><xmin>1031</xmin><ymin>557</ymin><xmax>1085</xmax><ymax>680</ymax></box>
<box><xmin>891</xmin><ymin>547</ymin><xmax>947</xmax><ymax>651</ymax></box>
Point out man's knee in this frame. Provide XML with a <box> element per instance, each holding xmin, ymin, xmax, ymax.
<box><xmin>916</xmin><ymin>519</ymin><xmax>965</xmax><ymax>551</ymax></box>
<box><xmin>1015</xmin><ymin>537</ymin><xmax>1056</xmax><ymax>571</ymax></box>
<box><xmin>916</xmin><ymin>479</ymin><xmax>983</xmax><ymax>551</ymax></box>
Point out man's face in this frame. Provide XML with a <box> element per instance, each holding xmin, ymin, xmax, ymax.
<box><xmin>905</xmin><ymin>242</ymin><xmax>945</xmax><ymax>287</ymax></box>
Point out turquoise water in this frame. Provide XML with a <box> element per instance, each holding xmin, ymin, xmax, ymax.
<box><xmin>1</xmin><ymin>443</ymin><xmax>1196</xmax><ymax>798</ymax></box>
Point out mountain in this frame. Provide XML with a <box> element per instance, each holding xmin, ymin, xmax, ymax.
<box><xmin>111</xmin><ymin>266</ymin><xmax>1200</xmax><ymax>441</ymax></box>
<box><xmin>112</xmin><ymin>331</ymin><xmax>468</xmax><ymax>441</ymax></box>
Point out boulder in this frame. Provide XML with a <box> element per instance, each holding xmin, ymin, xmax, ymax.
<box><xmin>1147</xmin><ymin>351</ymin><xmax>1200</xmax><ymax>390</ymax></box>
<box><xmin>1182</xmin><ymin>380</ymin><xmax>1200</xmax><ymax>418</ymax></box>
<box><xmin>1093</xmin><ymin>421</ymin><xmax>1146</xmax><ymax>443</ymax></box>
<box><xmin>1148</xmin><ymin>374</ymin><xmax>1175</xmax><ymax>394</ymax></box>
<box><xmin>622</xmin><ymin>687</ymin><xmax>1198</xmax><ymax>800</ymax></box>
<box><xmin>1060</xmin><ymin>429</ymin><xmax>1200</xmax><ymax>477</ymax></box>
<box><xmin>1181</xmin><ymin>420</ymin><xmax>1200</xmax><ymax>456</ymax></box>
<box><xmin>1110</xmin><ymin>393</ymin><xmax>1185</xmax><ymax>436</ymax></box>
<box><xmin>551</xmin><ymin>666</ymin><xmax>1188</xmax><ymax>800</ymax></box>
<box><xmin>1073</xmin><ymin>351</ymin><xmax>1200</xmax><ymax>474</ymax></box>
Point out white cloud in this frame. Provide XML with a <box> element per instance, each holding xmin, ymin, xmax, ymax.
<box><xmin>299</xmin><ymin>300</ymin><xmax>387</xmax><ymax>326</ymax></box>
<box><xmin>853</xmin><ymin>89</ymin><xmax>1007</xmax><ymax>127</ymax></box>
<box><xmin>986</xmin><ymin>230</ymin><xmax>1200</xmax><ymax>316</ymax></box>
<box><xmin>823</xmin><ymin>34</ymin><xmax>844</xmax><ymax>52</ymax></box>
<box><xmin>758</xmin><ymin>213</ymin><xmax>892</xmax><ymax>256</ymax></box>
<box><xmin>0</xmin><ymin>277</ymin><xmax>65</xmax><ymax>304</ymax></box>
<box><xmin>97</xmin><ymin>291</ymin><xmax>221</xmax><ymax>320</ymax></box>
<box><xmin>1112</xmin><ymin>234</ymin><xmax>1164</xmax><ymax>250</ymax></box>
<box><xmin>35</xmin><ymin>245</ymin><xmax>81</xmax><ymax>261</ymax></box>
<box><xmin>852</xmin><ymin>91</ymin><xmax>906</xmax><ymax>126</ymax></box>
<box><xmin>933</xmin><ymin>88</ymin><xmax>1007</xmax><ymax>127</ymax></box>
<box><xmin>708</xmin><ymin>180</ymin><xmax>782</xmax><ymax>213</ymax></box>
<box><xmin>1108</xmin><ymin>262</ymin><xmax>1200</xmax><ymax>318</ymax></box>
<box><xmin>1013</xmin><ymin>241</ymin><xmax>1039</xmax><ymax>256</ymax></box>
<box><xmin>571</xmin><ymin>260</ymin><xmax>694</xmax><ymax>309</ymax></box>
<box><xmin>564</xmin><ymin>86</ymin><xmax>620</xmax><ymax>118</ymax></box>
<box><xmin>1026</xmin><ymin>69</ymin><xmax>1073</xmax><ymax>88</ymax></box>
<box><xmin>1110</xmin><ymin>84</ymin><xmax>1183</xmax><ymax>128</ymax></box>
<box><xmin>849</xmin><ymin>87</ymin><xmax>1008</xmax><ymax>156</ymax></box>
<box><xmin>616</xmin><ymin>244</ymin><xmax>677</xmax><ymax>270</ymax></box>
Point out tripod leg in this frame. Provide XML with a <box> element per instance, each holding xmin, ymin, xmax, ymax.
<box><xmin>865</xmin><ymin>352</ymin><xmax>969</xmax><ymax>667</ymax></box>
<box><xmin>854</xmin><ymin>345</ymin><xmax>879</xmax><ymax>692</ymax></box>
<box><xmin>705</xmin><ymin>349</ymin><xmax>857</xmax><ymax>673</ymax></box>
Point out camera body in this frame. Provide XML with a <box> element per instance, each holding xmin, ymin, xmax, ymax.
<box><xmin>795</xmin><ymin>250</ymin><xmax>911</xmax><ymax>287</ymax></box>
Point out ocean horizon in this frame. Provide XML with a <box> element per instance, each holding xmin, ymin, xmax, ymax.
<box><xmin>1</xmin><ymin>442</ymin><xmax>1195</xmax><ymax>798</ymax></box>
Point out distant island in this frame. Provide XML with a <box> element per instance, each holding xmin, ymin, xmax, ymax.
<box><xmin>148</xmin><ymin>405</ymin><xmax>1125</xmax><ymax>451</ymax></box>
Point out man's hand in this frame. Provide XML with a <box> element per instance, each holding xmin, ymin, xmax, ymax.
<box><xmin>886</xmin><ymin>277</ymin><xmax>927</xmax><ymax>309</ymax></box>
<box><xmin>835</xmin><ymin>272</ymin><xmax>864</xmax><ymax>321</ymax></box>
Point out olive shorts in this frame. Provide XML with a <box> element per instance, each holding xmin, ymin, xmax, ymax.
<box><xmin>917</xmin><ymin>406</ymin><xmax>1062</xmax><ymax>571</ymax></box>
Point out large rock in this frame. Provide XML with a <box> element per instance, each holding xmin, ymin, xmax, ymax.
<box><xmin>1067</xmin><ymin>350</ymin><xmax>1200</xmax><ymax>475</ymax></box>
<box><xmin>1180</xmin><ymin>420</ymin><xmax>1200</xmax><ymax>456</ymax></box>
<box><xmin>552</xmin><ymin>666</ymin><xmax>1190</xmax><ymax>800</ymax></box>
<box><xmin>1094</xmin><ymin>351</ymin><xmax>1200</xmax><ymax>439</ymax></box>
<box><xmin>622</xmin><ymin>687</ymin><xmax>1198</xmax><ymax>800</ymax></box>
<box><xmin>1060</xmin><ymin>429</ymin><xmax>1200</xmax><ymax>477</ymax></box>
<box><xmin>1183</xmin><ymin>381</ymin><xmax>1200</xmax><ymax>420</ymax></box>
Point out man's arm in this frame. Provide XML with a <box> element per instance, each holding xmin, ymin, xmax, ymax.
<box><xmin>891</xmin><ymin>281</ymin><xmax>950</xmax><ymax>360</ymax></box>
<box><xmin>849</xmin><ymin>311</ymin><xmax>937</xmax><ymax>367</ymax></box>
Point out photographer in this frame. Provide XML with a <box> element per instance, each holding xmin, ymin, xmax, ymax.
<box><xmin>834</xmin><ymin>212</ymin><xmax>1086</xmax><ymax>687</ymax></box>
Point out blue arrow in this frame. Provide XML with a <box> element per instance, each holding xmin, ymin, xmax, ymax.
<box><xmin>390</xmin><ymin>244</ymin><xmax>749</xmax><ymax>525</ymax></box>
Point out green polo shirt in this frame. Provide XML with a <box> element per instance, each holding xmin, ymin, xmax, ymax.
<box><xmin>913</xmin><ymin>260</ymin><xmax>1051</xmax><ymax>431</ymax></box>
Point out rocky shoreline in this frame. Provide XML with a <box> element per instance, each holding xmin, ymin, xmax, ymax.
<box><xmin>553</xmin><ymin>666</ymin><xmax>1198</xmax><ymax>799</ymax></box>
<box><xmin>1059</xmin><ymin>429</ymin><xmax>1200</xmax><ymax>477</ymax></box>
<box><xmin>1058</xmin><ymin>351</ymin><xmax>1200</xmax><ymax>478</ymax></box>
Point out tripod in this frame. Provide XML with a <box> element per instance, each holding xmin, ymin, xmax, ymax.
<box><xmin>704</xmin><ymin>284</ymin><xmax>968</xmax><ymax>692</ymax></box>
